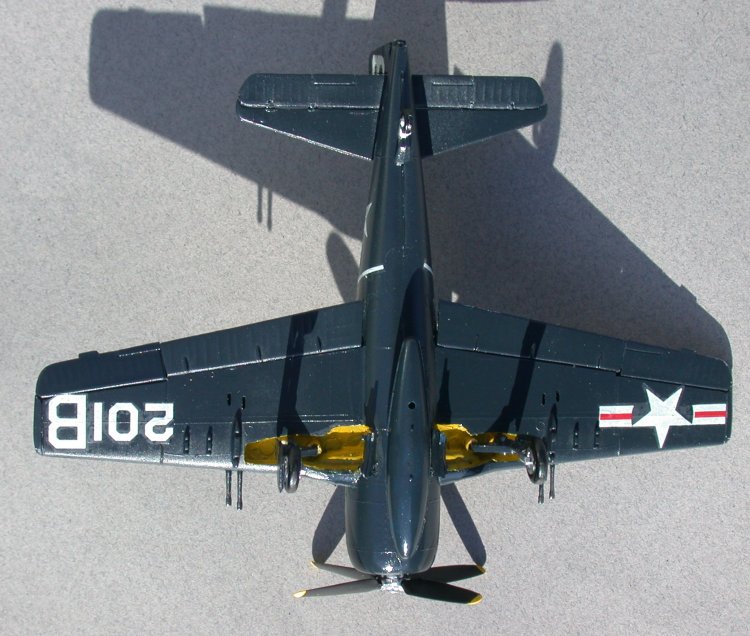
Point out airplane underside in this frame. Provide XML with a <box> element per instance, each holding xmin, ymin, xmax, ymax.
<box><xmin>33</xmin><ymin>41</ymin><xmax>731</xmax><ymax>604</ymax></box>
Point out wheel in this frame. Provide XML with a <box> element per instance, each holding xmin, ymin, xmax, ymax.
<box><xmin>277</xmin><ymin>441</ymin><xmax>302</xmax><ymax>493</ymax></box>
<box><xmin>285</xmin><ymin>443</ymin><xmax>301</xmax><ymax>493</ymax></box>
<box><xmin>524</xmin><ymin>438</ymin><xmax>548</xmax><ymax>484</ymax></box>
<box><xmin>277</xmin><ymin>441</ymin><xmax>287</xmax><ymax>493</ymax></box>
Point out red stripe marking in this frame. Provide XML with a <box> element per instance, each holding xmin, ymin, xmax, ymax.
<box><xmin>599</xmin><ymin>412</ymin><xmax>632</xmax><ymax>421</ymax></box>
<box><xmin>694</xmin><ymin>410</ymin><xmax>727</xmax><ymax>419</ymax></box>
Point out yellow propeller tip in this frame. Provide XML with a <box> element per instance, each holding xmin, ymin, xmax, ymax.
<box><xmin>293</xmin><ymin>590</ymin><xmax>307</xmax><ymax>598</ymax></box>
<box><xmin>310</xmin><ymin>561</ymin><xmax>319</xmax><ymax>569</ymax></box>
<box><xmin>476</xmin><ymin>565</ymin><xmax>487</xmax><ymax>574</ymax></box>
<box><xmin>468</xmin><ymin>594</ymin><xmax>483</xmax><ymax>606</ymax></box>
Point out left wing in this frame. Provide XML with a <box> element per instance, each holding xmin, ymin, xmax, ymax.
<box><xmin>434</xmin><ymin>301</ymin><xmax>731</xmax><ymax>482</ymax></box>
<box><xmin>34</xmin><ymin>302</ymin><xmax>367</xmax><ymax>483</ymax></box>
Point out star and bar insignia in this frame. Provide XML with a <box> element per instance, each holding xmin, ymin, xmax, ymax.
<box><xmin>599</xmin><ymin>387</ymin><xmax>727</xmax><ymax>449</ymax></box>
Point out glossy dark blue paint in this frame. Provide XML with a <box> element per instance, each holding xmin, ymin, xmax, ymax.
<box><xmin>346</xmin><ymin>42</ymin><xmax>439</xmax><ymax>576</ymax></box>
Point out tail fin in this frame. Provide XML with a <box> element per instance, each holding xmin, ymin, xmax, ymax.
<box><xmin>412</xmin><ymin>75</ymin><xmax>547</xmax><ymax>156</ymax></box>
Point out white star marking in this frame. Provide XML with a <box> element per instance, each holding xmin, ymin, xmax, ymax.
<box><xmin>632</xmin><ymin>387</ymin><xmax>690</xmax><ymax>448</ymax></box>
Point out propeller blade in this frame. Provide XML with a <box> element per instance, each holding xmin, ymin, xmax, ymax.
<box><xmin>402</xmin><ymin>579</ymin><xmax>482</xmax><ymax>605</ymax></box>
<box><xmin>419</xmin><ymin>564</ymin><xmax>486</xmax><ymax>584</ymax></box>
<box><xmin>293</xmin><ymin>577</ymin><xmax>379</xmax><ymax>598</ymax></box>
<box><xmin>310</xmin><ymin>561</ymin><xmax>371</xmax><ymax>581</ymax></box>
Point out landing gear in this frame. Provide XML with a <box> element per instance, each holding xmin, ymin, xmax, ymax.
<box><xmin>277</xmin><ymin>441</ymin><xmax>302</xmax><ymax>493</ymax></box>
<box><xmin>522</xmin><ymin>437</ymin><xmax>548</xmax><ymax>484</ymax></box>
<box><xmin>520</xmin><ymin>437</ymin><xmax>554</xmax><ymax>503</ymax></box>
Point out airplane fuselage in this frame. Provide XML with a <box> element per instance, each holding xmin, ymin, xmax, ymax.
<box><xmin>344</xmin><ymin>42</ymin><xmax>440</xmax><ymax>577</ymax></box>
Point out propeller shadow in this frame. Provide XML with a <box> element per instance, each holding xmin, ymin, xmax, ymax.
<box><xmin>440</xmin><ymin>484</ymin><xmax>487</xmax><ymax>566</ymax></box>
<box><xmin>311</xmin><ymin>483</ymin><xmax>488</xmax><ymax>567</ymax></box>
<box><xmin>312</xmin><ymin>486</ymin><xmax>345</xmax><ymax>564</ymax></box>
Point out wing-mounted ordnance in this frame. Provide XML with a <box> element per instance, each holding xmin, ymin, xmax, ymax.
<box><xmin>224</xmin><ymin>412</ymin><xmax>244</xmax><ymax>509</ymax></box>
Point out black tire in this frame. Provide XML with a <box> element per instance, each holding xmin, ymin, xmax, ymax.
<box><xmin>277</xmin><ymin>442</ymin><xmax>288</xmax><ymax>493</ymax></box>
<box><xmin>285</xmin><ymin>443</ymin><xmax>302</xmax><ymax>493</ymax></box>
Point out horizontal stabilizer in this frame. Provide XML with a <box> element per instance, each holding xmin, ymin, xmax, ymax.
<box><xmin>413</xmin><ymin>75</ymin><xmax>547</xmax><ymax>156</ymax></box>
<box><xmin>237</xmin><ymin>74</ymin><xmax>384</xmax><ymax>159</ymax></box>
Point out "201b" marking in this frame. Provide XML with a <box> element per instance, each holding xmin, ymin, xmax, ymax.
<box><xmin>47</xmin><ymin>395</ymin><xmax>174</xmax><ymax>450</ymax></box>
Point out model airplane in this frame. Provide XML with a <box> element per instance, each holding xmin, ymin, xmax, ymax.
<box><xmin>34</xmin><ymin>41</ymin><xmax>731</xmax><ymax>605</ymax></box>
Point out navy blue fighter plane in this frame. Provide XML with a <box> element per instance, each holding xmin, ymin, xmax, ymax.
<box><xmin>34</xmin><ymin>41</ymin><xmax>731</xmax><ymax>604</ymax></box>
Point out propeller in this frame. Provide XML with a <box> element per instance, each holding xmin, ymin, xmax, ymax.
<box><xmin>293</xmin><ymin>578</ymin><xmax>380</xmax><ymax>598</ymax></box>
<box><xmin>309</xmin><ymin>561</ymin><xmax>371</xmax><ymax>580</ymax></box>
<box><xmin>401</xmin><ymin>579</ymin><xmax>482</xmax><ymax>605</ymax></box>
<box><xmin>294</xmin><ymin>562</ymin><xmax>485</xmax><ymax>605</ymax></box>
<box><xmin>417</xmin><ymin>564</ymin><xmax>485</xmax><ymax>583</ymax></box>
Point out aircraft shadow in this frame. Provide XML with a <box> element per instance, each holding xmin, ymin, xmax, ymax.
<box><xmin>311</xmin><ymin>484</ymin><xmax>487</xmax><ymax>566</ymax></box>
<box><xmin>88</xmin><ymin>1</ymin><xmax>730</xmax><ymax>362</ymax></box>
<box><xmin>88</xmin><ymin>0</ymin><xmax>731</xmax><ymax>566</ymax></box>
<box><xmin>311</xmin><ymin>486</ymin><xmax>345</xmax><ymax>565</ymax></box>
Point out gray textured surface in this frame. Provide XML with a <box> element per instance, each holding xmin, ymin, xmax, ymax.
<box><xmin>2</xmin><ymin>1</ymin><xmax>748</xmax><ymax>633</ymax></box>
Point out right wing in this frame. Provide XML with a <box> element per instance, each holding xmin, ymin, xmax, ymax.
<box><xmin>34</xmin><ymin>302</ymin><xmax>367</xmax><ymax>483</ymax></box>
<box><xmin>434</xmin><ymin>301</ymin><xmax>731</xmax><ymax>482</ymax></box>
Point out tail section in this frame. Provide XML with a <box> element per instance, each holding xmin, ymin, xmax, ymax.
<box><xmin>236</xmin><ymin>44</ymin><xmax>546</xmax><ymax>159</ymax></box>
<box><xmin>236</xmin><ymin>74</ymin><xmax>384</xmax><ymax>159</ymax></box>
<box><xmin>412</xmin><ymin>75</ymin><xmax>547</xmax><ymax>156</ymax></box>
